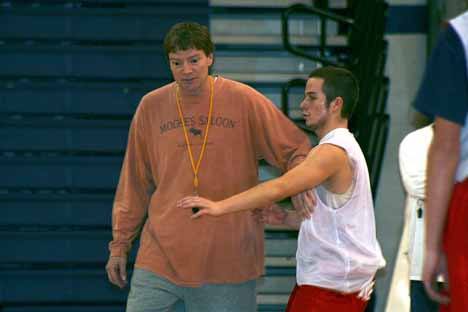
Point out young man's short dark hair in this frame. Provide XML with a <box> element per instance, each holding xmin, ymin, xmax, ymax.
<box><xmin>309</xmin><ymin>66</ymin><xmax>359</xmax><ymax>119</ymax></box>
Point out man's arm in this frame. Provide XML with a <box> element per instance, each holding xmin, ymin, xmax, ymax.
<box><xmin>257</xmin><ymin>205</ymin><xmax>302</xmax><ymax>229</ymax></box>
<box><xmin>107</xmin><ymin>103</ymin><xmax>155</xmax><ymax>288</ymax></box>
<box><xmin>247</xmin><ymin>90</ymin><xmax>316</xmax><ymax>218</ymax></box>
<box><xmin>423</xmin><ymin>117</ymin><xmax>460</xmax><ymax>303</ymax></box>
<box><xmin>246</xmin><ymin>89</ymin><xmax>311</xmax><ymax>172</ymax></box>
<box><xmin>288</xmin><ymin>155</ymin><xmax>317</xmax><ymax>220</ymax></box>
<box><xmin>245</xmin><ymin>92</ymin><xmax>315</xmax><ymax>219</ymax></box>
<box><xmin>177</xmin><ymin>144</ymin><xmax>346</xmax><ymax>217</ymax></box>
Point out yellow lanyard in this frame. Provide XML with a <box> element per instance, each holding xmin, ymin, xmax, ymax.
<box><xmin>175</xmin><ymin>76</ymin><xmax>214</xmax><ymax>194</ymax></box>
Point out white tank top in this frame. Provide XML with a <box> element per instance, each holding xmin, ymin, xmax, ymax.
<box><xmin>316</xmin><ymin>173</ymin><xmax>355</xmax><ymax>209</ymax></box>
<box><xmin>296</xmin><ymin>128</ymin><xmax>386</xmax><ymax>294</ymax></box>
<box><xmin>450</xmin><ymin>12</ymin><xmax>468</xmax><ymax>182</ymax></box>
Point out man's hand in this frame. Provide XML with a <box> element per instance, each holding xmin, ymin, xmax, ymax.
<box><xmin>291</xmin><ymin>189</ymin><xmax>316</xmax><ymax>219</ymax></box>
<box><xmin>422</xmin><ymin>249</ymin><xmax>450</xmax><ymax>304</ymax></box>
<box><xmin>255</xmin><ymin>204</ymin><xmax>287</xmax><ymax>225</ymax></box>
<box><xmin>106</xmin><ymin>256</ymin><xmax>128</xmax><ymax>288</ymax></box>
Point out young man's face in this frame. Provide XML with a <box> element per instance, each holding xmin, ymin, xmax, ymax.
<box><xmin>300</xmin><ymin>77</ymin><xmax>331</xmax><ymax>132</ymax></box>
<box><xmin>168</xmin><ymin>48</ymin><xmax>213</xmax><ymax>95</ymax></box>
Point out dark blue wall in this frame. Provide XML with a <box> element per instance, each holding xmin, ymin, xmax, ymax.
<box><xmin>0</xmin><ymin>1</ymin><xmax>209</xmax><ymax>311</ymax></box>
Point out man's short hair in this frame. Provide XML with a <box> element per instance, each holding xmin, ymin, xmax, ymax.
<box><xmin>163</xmin><ymin>22</ymin><xmax>214</xmax><ymax>58</ymax></box>
<box><xmin>308</xmin><ymin>66</ymin><xmax>359</xmax><ymax>119</ymax></box>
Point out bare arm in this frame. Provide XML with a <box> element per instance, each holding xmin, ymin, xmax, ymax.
<box><xmin>289</xmin><ymin>155</ymin><xmax>317</xmax><ymax>220</ymax></box>
<box><xmin>177</xmin><ymin>144</ymin><xmax>347</xmax><ymax>217</ymax></box>
<box><xmin>425</xmin><ymin>118</ymin><xmax>460</xmax><ymax>254</ymax></box>
<box><xmin>423</xmin><ymin>117</ymin><xmax>460</xmax><ymax>303</ymax></box>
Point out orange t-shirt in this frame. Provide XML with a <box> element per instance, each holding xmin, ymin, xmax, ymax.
<box><xmin>109</xmin><ymin>76</ymin><xmax>311</xmax><ymax>286</ymax></box>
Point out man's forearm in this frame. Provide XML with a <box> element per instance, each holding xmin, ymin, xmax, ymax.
<box><xmin>284</xmin><ymin>210</ymin><xmax>302</xmax><ymax>229</ymax></box>
<box><xmin>425</xmin><ymin>118</ymin><xmax>460</xmax><ymax>253</ymax></box>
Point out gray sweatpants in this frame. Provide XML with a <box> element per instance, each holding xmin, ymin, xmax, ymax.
<box><xmin>126</xmin><ymin>268</ymin><xmax>257</xmax><ymax>312</ymax></box>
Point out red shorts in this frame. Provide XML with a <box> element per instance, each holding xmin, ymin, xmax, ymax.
<box><xmin>441</xmin><ymin>178</ymin><xmax>468</xmax><ymax>312</ymax></box>
<box><xmin>285</xmin><ymin>284</ymin><xmax>368</xmax><ymax>312</ymax></box>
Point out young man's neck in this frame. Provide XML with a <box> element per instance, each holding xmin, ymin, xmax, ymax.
<box><xmin>316</xmin><ymin>120</ymin><xmax>348</xmax><ymax>140</ymax></box>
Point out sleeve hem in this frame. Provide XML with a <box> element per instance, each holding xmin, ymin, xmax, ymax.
<box><xmin>287</xmin><ymin>155</ymin><xmax>307</xmax><ymax>171</ymax></box>
<box><xmin>109</xmin><ymin>244</ymin><xmax>130</xmax><ymax>257</ymax></box>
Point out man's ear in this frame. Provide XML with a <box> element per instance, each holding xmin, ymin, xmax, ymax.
<box><xmin>207</xmin><ymin>53</ymin><xmax>214</xmax><ymax>66</ymax></box>
<box><xmin>331</xmin><ymin>96</ymin><xmax>344</xmax><ymax>114</ymax></box>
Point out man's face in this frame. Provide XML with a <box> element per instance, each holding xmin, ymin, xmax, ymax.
<box><xmin>300</xmin><ymin>77</ymin><xmax>331</xmax><ymax>132</ymax></box>
<box><xmin>168</xmin><ymin>48</ymin><xmax>213</xmax><ymax>95</ymax></box>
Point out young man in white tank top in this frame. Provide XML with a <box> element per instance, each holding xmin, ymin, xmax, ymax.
<box><xmin>177</xmin><ymin>66</ymin><xmax>386</xmax><ymax>312</ymax></box>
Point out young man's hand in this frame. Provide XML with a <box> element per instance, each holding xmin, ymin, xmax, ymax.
<box><xmin>177</xmin><ymin>196</ymin><xmax>222</xmax><ymax>218</ymax></box>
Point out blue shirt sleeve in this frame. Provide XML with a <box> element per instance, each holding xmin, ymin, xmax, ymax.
<box><xmin>414</xmin><ymin>25</ymin><xmax>468</xmax><ymax>126</ymax></box>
